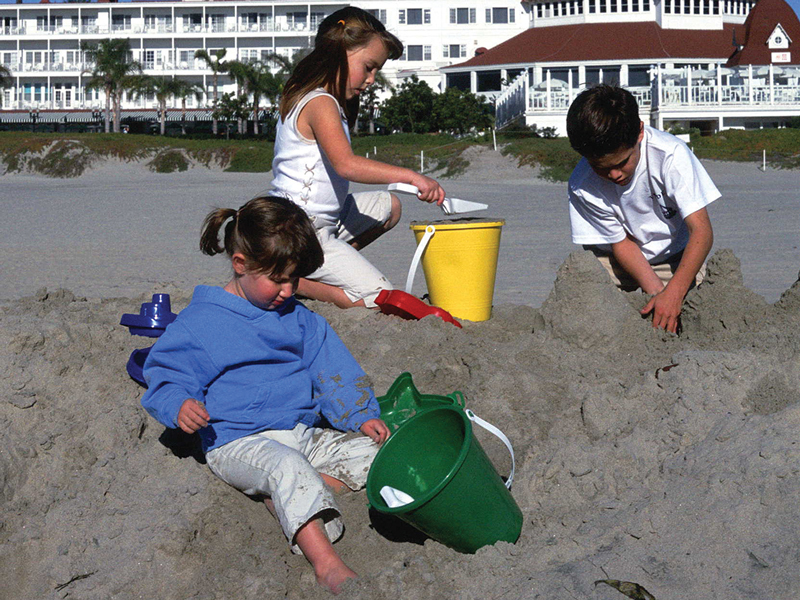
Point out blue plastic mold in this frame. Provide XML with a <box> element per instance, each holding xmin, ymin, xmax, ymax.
<box><xmin>120</xmin><ymin>293</ymin><xmax>177</xmax><ymax>337</ymax></box>
<box><xmin>121</xmin><ymin>294</ymin><xmax>178</xmax><ymax>387</ymax></box>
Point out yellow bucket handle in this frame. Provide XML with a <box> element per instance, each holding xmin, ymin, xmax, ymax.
<box><xmin>404</xmin><ymin>224</ymin><xmax>436</xmax><ymax>294</ymax></box>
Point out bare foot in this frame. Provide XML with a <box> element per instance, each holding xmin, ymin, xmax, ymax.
<box><xmin>316</xmin><ymin>559</ymin><xmax>357</xmax><ymax>595</ymax></box>
<box><xmin>320</xmin><ymin>473</ymin><xmax>349</xmax><ymax>494</ymax></box>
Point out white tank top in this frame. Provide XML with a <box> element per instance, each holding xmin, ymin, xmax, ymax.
<box><xmin>270</xmin><ymin>89</ymin><xmax>350</xmax><ymax>225</ymax></box>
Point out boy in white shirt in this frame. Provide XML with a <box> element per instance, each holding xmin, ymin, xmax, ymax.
<box><xmin>566</xmin><ymin>84</ymin><xmax>721</xmax><ymax>333</ymax></box>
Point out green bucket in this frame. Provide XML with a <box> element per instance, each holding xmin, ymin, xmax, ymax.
<box><xmin>366</xmin><ymin>405</ymin><xmax>523</xmax><ymax>554</ymax></box>
<box><xmin>377</xmin><ymin>372</ymin><xmax>465</xmax><ymax>432</ymax></box>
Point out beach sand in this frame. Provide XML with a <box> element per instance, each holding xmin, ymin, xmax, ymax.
<box><xmin>1</xmin><ymin>149</ymin><xmax>799</xmax><ymax>599</ymax></box>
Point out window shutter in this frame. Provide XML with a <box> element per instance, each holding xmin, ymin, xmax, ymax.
<box><xmin>399</xmin><ymin>9</ymin><xmax>405</xmax><ymax>24</ymax></box>
<box><xmin>442</xmin><ymin>44</ymin><xmax>449</xmax><ymax>58</ymax></box>
<box><xmin>424</xmin><ymin>9</ymin><xmax>431</xmax><ymax>23</ymax></box>
<box><xmin>486</xmin><ymin>8</ymin><xmax>492</xmax><ymax>21</ymax></box>
<box><xmin>470</xmin><ymin>8</ymin><xmax>477</xmax><ymax>22</ymax></box>
<box><xmin>450</xmin><ymin>8</ymin><xmax>456</xmax><ymax>23</ymax></box>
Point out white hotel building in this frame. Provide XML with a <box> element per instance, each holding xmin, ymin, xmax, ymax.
<box><xmin>445</xmin><ymin>0</ymin><xmax>800</xmax><ymax>133</ymax></box>
<box><xmin>0</xmin><ymin>0</ymin><xmax>529</xmax><ymax>124</ymax></box>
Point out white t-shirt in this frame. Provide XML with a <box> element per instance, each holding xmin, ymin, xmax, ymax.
<box><xmin>568</xmin><ymin>125</ymin><xmax>721</xmax><ymax>264</ymax></box>
<box><xmin>270</xmin><ymin>89</ymin><xmax>350</xmax><ymax>225</ymax></box>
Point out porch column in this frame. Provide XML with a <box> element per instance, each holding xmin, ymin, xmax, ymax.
<box><xmin>545</xmin><ymin>69</ymin><xmax>551</xmax><ymax>109</ymax></box>
<box><xmin>769</xmin><ymin>64</ymin><xmax>774</xmax><ymax>104</ymax></box>
<box><xmin>470</xmin><ymin>70</ymin><xmax>477</xmax><ymax>94</ymax></box>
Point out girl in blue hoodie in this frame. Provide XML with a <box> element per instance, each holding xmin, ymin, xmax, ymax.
<box><xmin>141</xmin><ymin>195</ymin><xmax>389</xmax><ymax>594</ymax></box>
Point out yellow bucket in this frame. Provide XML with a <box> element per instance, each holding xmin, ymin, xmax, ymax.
<box><xmin>410</xmin><ymin>219</ymin><xmax>504</xmax><ymax>322</ymax></box>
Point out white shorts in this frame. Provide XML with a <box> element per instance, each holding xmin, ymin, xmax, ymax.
<box><xmin>309</xmin><ymin>191</ymin><xmax>394</xmax><ymax>308</ymax></box>
<box><xmin>205</xmin><ymin>424</ymin><xmax>379</xmax><ymax>554</ymax></box>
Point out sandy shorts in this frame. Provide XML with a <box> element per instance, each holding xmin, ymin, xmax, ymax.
<box><xmin>309</xmin><ymin>190</ymin><xmax>394</xmax><ymax>307</ymax></box>
<box><xmin>205</xmin><ymin>423</ymin><xmax>379</xmax><ymax>554</ymax></box>
<box><xmin>590</xmin><ymin>248</ymin><xmax>706</xmax><ymax>292</ymax></box>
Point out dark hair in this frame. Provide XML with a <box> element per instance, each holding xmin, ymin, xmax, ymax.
<box><xmin>566</xmin><ymin>84</ymin><xmax>642</xmax><ymax>159</ymax></box>
<box><xmin>279</xmin><ymin>7</ymin><xmax>403</xmax><ymax>128</ymax></box>
<box><xmin>200</xmin><ymin>196</ymin><xmax>324</xmax><ymax>279</ymax></box>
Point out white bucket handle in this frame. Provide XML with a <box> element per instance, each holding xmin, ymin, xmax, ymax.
<box><xmin>465</xmin><ymin>409</ymin><xmax>516</xmax><ymax>489</ymax></box>
<box><xmin>405</xmin><ymin>224</ymin><xmax>435</xmax><ymax>294</ymax></box>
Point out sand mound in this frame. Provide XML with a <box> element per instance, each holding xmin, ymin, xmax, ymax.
<box><xmin>2</xmin><ymin>249</ymin><xmax>800</xmax><ymax>600</ymax></box>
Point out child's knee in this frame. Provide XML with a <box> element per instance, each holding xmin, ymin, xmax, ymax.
<box><xmin>387</xmin><ymin>194</ymin><xmax>402</xmax><ymax>229</ymax></box>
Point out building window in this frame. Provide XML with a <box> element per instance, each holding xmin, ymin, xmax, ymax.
<box><xmin>112</xmin><ymin>15</ymin><xmax>131</xmax><ymax>30</ymax></box>
<box><xmin>404</xmin><ymin>45</ymin><xmax>431</xmax><ymax>61</ymax></box>
<box><xmin>286</xmin><ymin>12</ymin><xmax>307</xmax><ymax>29</ymax></box>
<box><xmin>400</xmin><ymin>9</ymin><xmax>430</xmax><ymax>25</ymax></box>
<box><xmin>486</xmin><ymin>7</ymin><xmax>514</xmax><ymax>23</ymax></box>
<box><xmin>628</xmin><ymin>65</ymin><xmax>650</xmax><ymax>86</ymax></box>
<box><xmin>477</xmin><ymin>70</ymin><xmax>502</xmax><ymax>92</ymax></box>
<box><xmin>622</xmin><ymin>0</ymin><xmax>629</xmax><ymax>11</ymax></box>
<box><xmin>600</xmin><ymin>0</ymin><xmax>607</xmax><ymax>12</ymax></box>
<box><xmin>450</xmin><ymin>7</ymin><xmax>477</xmax><ymax>24</ymax></box>
<box><xmin>611</xmin><ymin>0</ymin><xmax>618</xmax><ymax>11</ymax></box>
<box><xmin>589</xmin><ymin>0</ymin><xmax>597</xmax><ymax>12</ymax></box>
<box><xmin>447</xmin><ymin>72</ymin><xmax>471</xmax><ymax>91</ymax></box>
<box><xmin>366</xmin><ymin>9</ymin><xmax>387</xmax><ymax>24</ymax></box>
<box><xmin>665</xmin><ymin>0</ymin><xmax>671</xmax><ymax>13</ymax></box>
<box><xmin>443</xmin><ymin>44</ymin><xmax>467</xmax><ymax>59</ymax></box>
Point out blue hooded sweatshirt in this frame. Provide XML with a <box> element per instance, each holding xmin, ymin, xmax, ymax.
<box><xmin>140</xmin><ymin>285</ymin><xmax>379</xmax><ymax>452</ymax></box>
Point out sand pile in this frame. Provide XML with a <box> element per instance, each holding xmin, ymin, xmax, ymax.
<box><xmin>2</xmin><ymin>249</ymin><xmax>800</xmax><ymax>600</ymax></box>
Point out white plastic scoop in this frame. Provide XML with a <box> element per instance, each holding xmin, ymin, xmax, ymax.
<box><xmin>379</xmin><ymin>485</ymin><xmax>415</xmax><ymax>508</ymax></box>
<box><xmin>388</xmin><ymin>183</ymin><xmax>489</xmax><ymax>216</ymax></box>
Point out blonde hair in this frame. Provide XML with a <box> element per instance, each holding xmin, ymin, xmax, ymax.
<box><xmin>279</xmin><ymin>7</ymin><xmax>403</xmax><ymax>128</ymax></box>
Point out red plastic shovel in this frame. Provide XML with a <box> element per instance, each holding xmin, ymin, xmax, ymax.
<box><xmin>375</xmin><ymin>289</ymin><xmax>462</xmax><ymax>328</ymax></box>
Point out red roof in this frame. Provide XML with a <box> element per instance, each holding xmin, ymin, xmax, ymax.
<box><xmin>727</xmin><ymin>0</ymin><xmax>800</xmax><ymax>65</ymax></box>
<box><xmin>448</xmin><ymin>21</ymin><xmax>741</xmax><ymax>69</ymax></box>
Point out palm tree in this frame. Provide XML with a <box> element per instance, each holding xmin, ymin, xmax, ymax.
<box><xmin>0</xmin><ymin>64</ymin><xmax>11</xmax><ymax>108</ymax></box>
<box><xmin>81</xmin><ymin>38</ymin><xmax>142</xmax><ymax>133</ymax></box>
<box><xmin>227</xmin><ymin>60</ymin><xmax>283</xmax><ymax>135</ymax></box>
<box><xmin>172</xmin><ymin>79</ymin><xmax>204</xmax><ymax>134</ymax></box>
<box><xmin>129</xmin><ymin>75</ymin><xmax>184</xmax><ymax>135</ymax></box>
<box><xmin>194</xmin><ymin>48</ymin><xmax>227</xmax><ymax>135</ymax></box>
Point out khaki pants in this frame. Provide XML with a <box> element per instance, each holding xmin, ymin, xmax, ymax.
<box><xmin>592</xmin><ymin>250</ymin><xmax>705</xmax><ymax>292</ymax></box>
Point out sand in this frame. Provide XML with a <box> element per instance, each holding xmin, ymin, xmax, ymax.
<box><xmin>1</xmin><ymin>149</ymin><xmax>799</xmax><ymax>599</ymax></box>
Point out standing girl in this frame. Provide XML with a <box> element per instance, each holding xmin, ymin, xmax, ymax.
<box><xmin>141</xmin><ymin>196</ymin><xmax>389</xmax><ymax>594</ymax></box>
<box><xmin>271</xmin><ymin>6</ymin><xmax>446</xmax><ymax>309</ymax></box>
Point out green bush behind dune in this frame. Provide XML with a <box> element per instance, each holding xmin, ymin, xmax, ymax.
<box><xmin>1</xmin><ymin>128</ymin><xmax>798</xmax><ymax>180</ymax></box>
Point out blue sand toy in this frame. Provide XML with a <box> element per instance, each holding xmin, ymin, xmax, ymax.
<box><xmin>120</xmin><ymin>293</ymin><xmax>177</xmax><ymax>387</ymax></box>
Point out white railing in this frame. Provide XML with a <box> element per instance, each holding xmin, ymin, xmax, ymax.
<box><xmin>143</xmin><ymin>25</ymin><xmax>175</xmax><ymax>34</ymax></box>
<box><xmin>495</xmin><ymin>72</ymin><xmax>800</xmax><ymax>127</ymax></box>
<box><xmin>659</xmin><ymin>84</ymin><xmax>800</xmax><ymax>106</ymax></box>
<box><xmin>495</xmin><ymin>72</ymin><xmax>527</xmax><ymax>128</ymax></box>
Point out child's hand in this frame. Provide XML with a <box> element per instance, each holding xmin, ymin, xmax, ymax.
<box><xmin>411</xmin><ymin>174</ymin><xmax>446</xmax><ymax>205</ymax></box>
<box><xmin>177</xmin><ymin>398</ymin><xmax>209</xmax><ymax>434</ymax></box>
<box><xmin>641</xmin><ymin>285</ymin><xmax>684</xmax><ymax>333</ymax></box>
<box><xmin>360</xmin><ymin>418</ymin><xmax>390</xmax><ymax>444</ymax></box>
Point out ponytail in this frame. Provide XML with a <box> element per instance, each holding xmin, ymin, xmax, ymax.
<box><xmin>200</xmin><ymin>207</ymin><xmax>238</xmax><ymax>256</ymax></box>
<box><xmin>200</xmin><ymin>197</ymin><xmax>324</xmax><ymax>279</ymax></box>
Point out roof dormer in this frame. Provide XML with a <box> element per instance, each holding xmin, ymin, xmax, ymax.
<box><xmin>767</xmin><ymin>24</ymin><xmax>791</xmax><ymax>49</ymax></box>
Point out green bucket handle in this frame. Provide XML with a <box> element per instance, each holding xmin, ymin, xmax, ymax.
<box><xmin>464</xmin><ymin>408</ymin><xmax>516</xmax><ymax>489</ymax></box>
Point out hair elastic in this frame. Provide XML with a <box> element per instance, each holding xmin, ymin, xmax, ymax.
<box><xmin>338</xmin><ymin>19</ymin><xmax>345</xmax><ymax>25</ymax></box>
